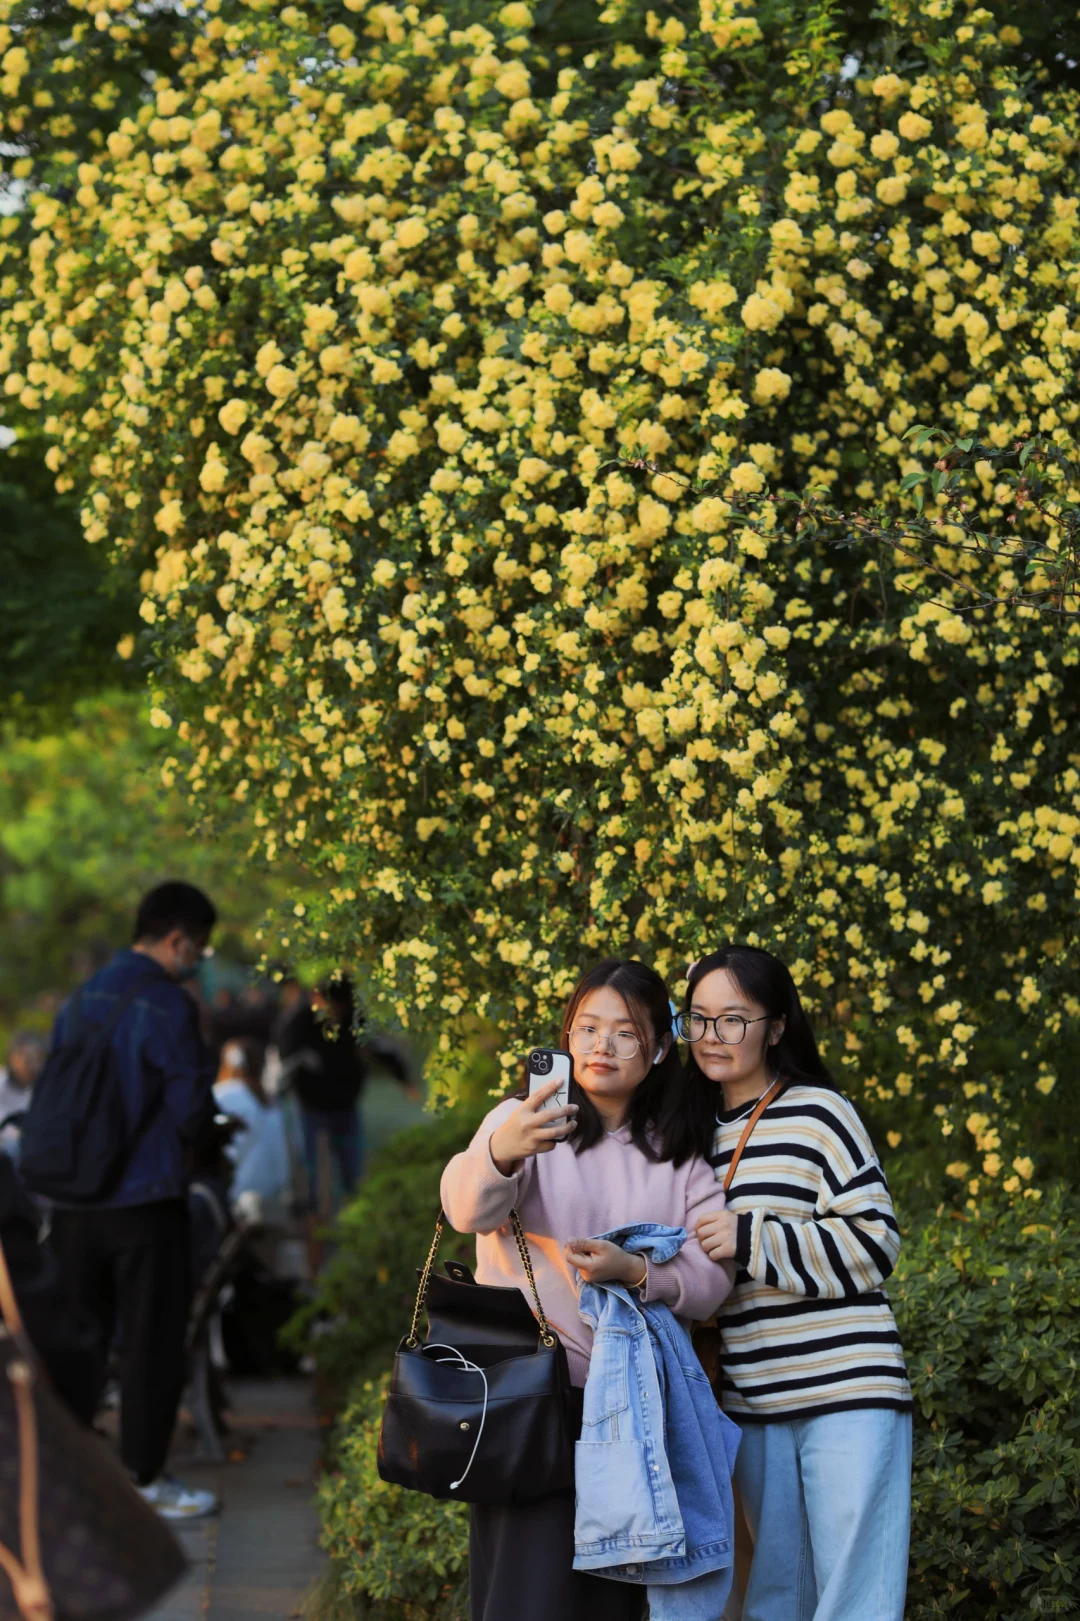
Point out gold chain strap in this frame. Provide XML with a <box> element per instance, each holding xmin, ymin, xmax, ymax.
<box><xmin>404</xmin><ymin>1209</ymin><xmax>556</xmax><ymax>1351</ymax></box>
<box><xmin>405</xmin><ymin>1214</ymin><xmax>446</xmax><ymax>1349</ymax></box>
<box><xmin>509</xmin><ymin>1211</ymin><xmax>556</xmax><ymax>1348</ymax></box>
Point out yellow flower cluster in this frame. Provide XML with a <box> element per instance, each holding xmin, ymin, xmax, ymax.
<box><xmin>1</xmin><ymin>0</ymin><xmax>1077</xmax><ymax>1169</ymax></box>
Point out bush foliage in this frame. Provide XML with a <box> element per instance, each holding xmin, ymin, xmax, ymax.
<box><xmin>2</xmin><ymin>0</ymin><xmax>1078</xmax><ymax>1198</ymax></box>
<box><xmin>892</xmin><ymin>1184</ymin><xmax>1080</xmax><ymax>1618</ymax></box>
<box><xmin>318</xmin><ymin>1375</ymin><xmax>469</xmax><ymax>1621</ymax></box>
<box><xmin>289</xmin><ymin>1103</ymin><xmax>485</xmax><ymax>1621</ymax></box>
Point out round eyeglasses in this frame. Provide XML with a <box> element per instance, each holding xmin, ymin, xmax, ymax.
<box><xmin>675</xmin><ymin>1011</ymin><xmax>773</xmax><ymax>1046</ymax></box>
<box><xmin>568</xmin><ymin>1025</ymin><xmax>643</xmax><ymax>1060</ymax></box>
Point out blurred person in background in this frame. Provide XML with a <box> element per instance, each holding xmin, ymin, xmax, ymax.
<box><xmin>0</xmin><ymin>1151</ymin><xmax>100</xmax><ymax>1421</ymax></box>
<box><xmin>276</xmin><ymin>975</ymin><xmax>366</xmax><ymax>1212</ymax></box>
<box><xmin>208</xmin><ymin>981</ymin><xmax>278</xmax><ymax>1061</ymax></box>
<box><xmin>187</xmin><ymin>1112</ymin><xmax>240</xmax><ymax>1292</ymax></box>
<box><xmin>0</xmin><ymin>1029</ymin><xmax>47</xmax><ymax>1159</ymax></box>
<box><xmin>45</xmin><ymin>880</ymin><xmax>220</xmax><ymax>1521</ymax></box>
<box><xmin>213</xmin><ymin>1037</ymin><xmax>290</xmax><ymax>1219</ymax></box>
<box><xmin>262</xmin><ymin>971</ymin><xmax>305</xmax><ymax>1099</ymax></box>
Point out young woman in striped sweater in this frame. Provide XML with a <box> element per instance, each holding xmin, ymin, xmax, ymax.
<box><xmin>672</xmin><ymin>945</ymin><xmax>911</xmax><ymax>1621</ymax></box>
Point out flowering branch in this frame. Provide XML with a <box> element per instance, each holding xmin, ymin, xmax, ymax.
<box><xmin>600</xmin><ymin>427</ymin><xmax>1080</xmax><ymax>620</ymax></box>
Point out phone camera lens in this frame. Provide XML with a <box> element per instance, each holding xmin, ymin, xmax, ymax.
<box><xmin>530</xmin><ymin>1050</ymin><xmax>551</xmax><ymax>1074</ymax></box>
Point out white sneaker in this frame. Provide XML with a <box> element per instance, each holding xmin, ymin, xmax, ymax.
<box><xmin>137</xmin><ymin>1475</ymin><xmax>219</xmax><ymax>1520</ymax></box>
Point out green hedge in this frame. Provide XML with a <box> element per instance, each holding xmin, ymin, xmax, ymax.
<box><xmin>892</xmin><ymin>1185</ymin><xmax>1080</xmax><ymax>1619</ymax></box>
<box><xmin>289</xmin><ymin>1097</ymin><xmax>483</xmax><ymax>1620</ymax></box>
<box><xmin>302</xmin><ymin>1107</ymin><xmax>1079</xmax><ymax>1621</ymax></box>
<box><xmin>316</xmin><ymin>1377</ymin><xmax>469</xmax><ymax>1621</ymax></box>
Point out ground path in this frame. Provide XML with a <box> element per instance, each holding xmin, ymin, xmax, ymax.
<box><xmin>146</xmin><ymin>1075</ymin><xmax>429</xmax><ymax>1621</ymax></box>
<box><xmin>147</xmin><ymin>1378</ymin><xmax>326</xmax><ymax>1621</ymax></box>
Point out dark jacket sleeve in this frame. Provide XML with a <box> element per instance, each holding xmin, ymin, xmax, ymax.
<box><xmin>144</xmin><ymin>989</ymin><xmax>216</xmax><ymax>1143</ymax></box>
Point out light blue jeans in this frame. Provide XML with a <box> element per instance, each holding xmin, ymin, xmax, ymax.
<box><xmin>734</xmin><ymin>1407</ymin><xmax>911</xmax><ymax>1621</ymax></box>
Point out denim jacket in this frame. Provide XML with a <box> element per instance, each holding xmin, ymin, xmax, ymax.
<box><xmin>573</xmin><ymin>1224</ymin><xmax>741</xmax><ymax>1621</ymax></box>
<box><xmin>49</xmin><ymin>950</ymin><xmax>214</xmax><ymax>1207</ymax></box>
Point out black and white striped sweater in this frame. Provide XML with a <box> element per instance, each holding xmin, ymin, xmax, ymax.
<box><xmin>709</xmin><ymin>1083</ymin><xmax>912</xmax><ymax>1422</ymax></box>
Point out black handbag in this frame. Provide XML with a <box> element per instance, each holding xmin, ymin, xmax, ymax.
<box><xmin>377</xmin><ymin>1209</ymin><xmax>574</xmax><ymax>1505</ymax></box>
<box><xmin>0</xmin><ymin>1236</ymin><xmax>187</xmax><ymax>1621</ymax></box>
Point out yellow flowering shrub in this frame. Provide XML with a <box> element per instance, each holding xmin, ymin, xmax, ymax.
<box><xmin>2</xmin><ymin>0</ymin><xmax>1079</xmax><ymax>1183</ymax></box>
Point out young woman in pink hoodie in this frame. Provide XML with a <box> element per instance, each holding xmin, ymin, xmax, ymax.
<box><xmin>441</xmin><ymin>957</ymin><xmax>734</xmax><ymax>1621</ymax></box>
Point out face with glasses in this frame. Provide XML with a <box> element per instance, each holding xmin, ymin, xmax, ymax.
<box><xmin>566</xmin><ymin>986</ymin><xmax>668</xmax><ymax>1117</ymax></box>
<box><xmin>137</xmin><ymin>927</ymin><xmax>212</xmax><ymax>984</ymax></box>
<box><xmin>682</xmin><ymin>968</ymin><xmax>785</xmax><ymax>1106</ymax></box>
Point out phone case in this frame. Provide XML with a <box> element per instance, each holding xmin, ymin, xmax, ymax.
<box><xmin>526</xmin><ymin>1047</ymin><xmax>573</xmax><ymax>1113</ymax></box>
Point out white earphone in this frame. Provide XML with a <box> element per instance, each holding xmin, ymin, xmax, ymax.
<box><xmin>653</xmin><ymin>1050</ymin><xmax>663</xmax><ymax>1066</ymax></box>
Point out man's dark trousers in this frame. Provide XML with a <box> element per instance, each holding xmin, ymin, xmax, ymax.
<box><xmin>50</xmin><ymin>1200</ymin><xmax>191</xmax><ymax>1484</ymax></box>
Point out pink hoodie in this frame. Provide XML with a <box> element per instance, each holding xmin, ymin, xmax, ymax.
<box><xmin>440</xmin><ymin>1098</ymin><xmax>733</xmax><ymax>1386</ymax></box>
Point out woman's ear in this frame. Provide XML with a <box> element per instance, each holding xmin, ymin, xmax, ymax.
<box><xmin>768</xmin><ymin>1016</ymin><xmax>787</xmax><ymax>1047</ymax></box>
<box><xmin>653</xmin><ymin>1031</ymin><xmax>674</xmax><ymax>1065</ymax></box>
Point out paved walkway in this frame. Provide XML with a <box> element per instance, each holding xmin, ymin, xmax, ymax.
<box><xmin>148</xmin><ymin>1379</ymin><xmax>326</xmax><ymax>1621</ymax></box>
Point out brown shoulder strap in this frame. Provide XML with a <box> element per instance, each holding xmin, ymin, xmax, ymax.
<box><xmin>0</xmin><ymin>1237</ymin><xmax>53</xmax><ymax>1621</ymax></box>
<box><xmin>723</xmin><ymin>1079</ymin><xmax>784</xmax><ymax>1195</ymax></box>
<box><xmin>0</xmin><ymin>1233</ymin><xmax>25</xmax><ymax>1339</ymax></box>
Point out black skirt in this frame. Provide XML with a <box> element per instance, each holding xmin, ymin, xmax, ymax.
<box><xmin>469</xmin><ymin>1488</ymin><xmax>647</xmax><ymax>1621</ymax></box>
<box><xmin>469</xmin><ymin>1388</ymin><xmax>646</xmax><ymax>1621</ymax></box>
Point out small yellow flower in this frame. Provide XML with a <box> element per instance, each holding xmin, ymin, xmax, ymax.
<box><xmin>871</xmin><ymin>73</ymin><xmax>905</xmax><ymax>101</ymax></box>
<box><xmin>897</xmin><ymin>111</ymin><xmax>932</xmax><ymax>142</ymax></box>
<box><xmin>265</xmin><ymin>364</ymin><xmax>297</xmax><ymax>399</ymax></box>
<box><xmin>876</xmin><ymin>176</ymin><xmax>908</xmax><ymax>206</ymax></box>
<box><xmin>730</xmin><ymin>461</ymin><xmax>765</xmax><ymax>494</ymax></box>
<box><xmin>154</xmin><ymin>499</ymin><xmax>183</xmax><ymax>537</ymax></box>
<box><xmin>395</xmin><ymin>217</ymin><xmax>429</xmax><ymax>249</ymax></box>
<box><xmin>218</xmin><ymin>398</ymin><xmax>248</xmax><ymax>435</ymax></box>
<box><xmin>752</xmin><ymin>367</ymin><xmax>792</xmax><ymax>404</ymax></box>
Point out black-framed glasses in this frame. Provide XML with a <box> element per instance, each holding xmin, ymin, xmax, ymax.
<box><xmin>675</xmin><ymin>1011</ymin><xmax>773</xmax><ymax>1046</ymax></box>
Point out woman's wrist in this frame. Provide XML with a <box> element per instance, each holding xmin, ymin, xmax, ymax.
<box><xmin>488</xmin><ymin>1126</ymin><xmax>520</xmax><ymax>1178</ymax></box>
<box><xmin>625</xmin><ymin>1254</ymin><xmax>647</xmax><ymax>1289</ymax></box>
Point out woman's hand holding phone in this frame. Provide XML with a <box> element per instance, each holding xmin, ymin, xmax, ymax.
<box><xmin>489</xmin><ymin>1080</ymin><xmax>578</xmax><ymax>1176</ymax></box>
<box><xmin>564</xmin><ymin>1238</ymin><xmax>647</xmax><ymax>1289</ymax></box>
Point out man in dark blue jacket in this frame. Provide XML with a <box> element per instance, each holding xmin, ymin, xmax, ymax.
<box><xmin>48</xmin><ymin>881</ymin><xmax>219</xmax><ymax>1520</ymax></box>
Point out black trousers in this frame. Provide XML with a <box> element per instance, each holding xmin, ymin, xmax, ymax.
<box><xmin>470</xmin><ymin>1490</ymin><xmax>648</xmax><ymax>1621</ymax></box>
<box><xmin>50</xmin><ymin>1200</ymin><xmax>191</xmax><ymax>1484</ymax></box>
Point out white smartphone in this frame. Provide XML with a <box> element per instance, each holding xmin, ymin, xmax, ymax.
<box><xmin>526</xmin><ymin>1047</ymin><xmax>573</xmax><ymax>1114</ymax></box>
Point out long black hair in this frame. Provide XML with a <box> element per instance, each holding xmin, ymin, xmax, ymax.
<box><xmin>557</xmin><ymin>958</ymin><xmax>682</xmax><ymax>1161</ymax></box>
<box><xmin>658</xmin><ymin>944</ymin><xmax>835</xmax><ymax>1165</ymax></box>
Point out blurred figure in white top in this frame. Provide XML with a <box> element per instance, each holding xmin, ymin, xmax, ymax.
<box><xmin>212</xmin><ymin>1039</ymin><xmax>290</xmax><ymax>1220</ymax></box>
<box><xmin>0</xmin><ymin>1030</ymin><xmax>47</xmax><ymax>1162</ymax></box>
